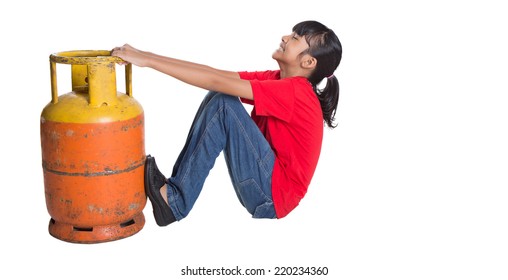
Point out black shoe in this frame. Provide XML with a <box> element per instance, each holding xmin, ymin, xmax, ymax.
<box><xmin>144</xmin><ymin>155</ymin><xmax>176</xmax><ymax>226</ymax></box>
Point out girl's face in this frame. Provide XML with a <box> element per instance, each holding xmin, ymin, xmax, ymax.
<box><xmin>272</xmin><ymin>32</ymin><xmax>310</xmax><ymax>66</ymax></box>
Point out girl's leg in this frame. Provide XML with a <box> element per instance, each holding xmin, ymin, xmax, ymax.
<box><xmin>165</xmin><ymin>91</ymin><xmax>276</xmax><ymax>220</ymax></box>
<box><xmin>169</xmin><ymin>91</ymin><xmax>220</xmax><ymax>177</ymax></box>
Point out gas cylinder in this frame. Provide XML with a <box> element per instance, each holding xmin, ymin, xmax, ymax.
<box><xmin>40</xmin><ymin>50</ymin><xmax>146</xmax><ymax>243</ymax></box>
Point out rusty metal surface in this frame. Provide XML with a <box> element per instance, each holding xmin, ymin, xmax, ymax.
<box><xmin>41</xmin><ymin>115</ymin><xmax>146</xmax><ymax>243</ymax></box>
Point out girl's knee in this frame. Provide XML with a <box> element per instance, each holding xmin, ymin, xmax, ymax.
<box><xmin>203</xmin><ymin>91</ymin><xmax>220</xmax><ymax>104</ymax></box>
<box><xmin>208</xmin><ymin>91</ymin><xmax>240</xmax><ymax>106</ymax></box>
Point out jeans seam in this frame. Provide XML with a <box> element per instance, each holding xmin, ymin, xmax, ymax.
<box><xmin>179</xmin><ymin>103</ymin><xmax>224</xmax><ymax>188</ymax></box>
<box><xmin>240</xmin><ymin>177</ymin><xmax>272</xmax><ymax>203</ymax></box>
<box><xmin>226</xmin><ymin>102</ymin><xmax>272</xmax><ymax>178</ymax></box>
<box><xmin>166</xmin><ymin>182</ymin><xmax>184</xmax><ymax>220</ymax></box>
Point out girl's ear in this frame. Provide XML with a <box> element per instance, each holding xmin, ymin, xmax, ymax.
<box><xmin>301</xmin><ymin>55</ymin><xmax>317</xmax><ymax>70</ymax></box>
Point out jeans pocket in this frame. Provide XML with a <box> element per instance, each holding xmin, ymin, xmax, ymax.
<box><xmin>237</xmin><ymin>178</ymin><xmax>276</xmax><ymax>219</ymax></box>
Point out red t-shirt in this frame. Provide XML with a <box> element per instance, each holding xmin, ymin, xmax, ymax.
<box><xmin>238</xmin><ymin>70</ymin><xmax>323</xmax><ymax>218</ymax></box>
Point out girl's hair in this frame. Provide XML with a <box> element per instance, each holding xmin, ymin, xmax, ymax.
<box><xmin>293</xmin><ymin>21</ymin><xmax>342</xmax><ymax>128</ymax></box>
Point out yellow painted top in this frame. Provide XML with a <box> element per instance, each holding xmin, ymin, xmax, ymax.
<box><xmin>42</xmin><ymin>50</ymin><xmax>143</xmax><ymax>123</ymax></box>
<box><xmin>50</xmin><ymin>50</ymin><xmax>123</xmax><ymax>64</ymax></box>
<box><xmin>41</xmin><ymin>92</ymin><xmax>143</xmax><ymax>123</ymax></box>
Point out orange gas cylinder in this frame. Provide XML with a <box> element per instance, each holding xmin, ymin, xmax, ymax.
<box><xmin>40</xmin><ymin>50</ymin><xmax>146</xmax><ymax>243</ymax></box>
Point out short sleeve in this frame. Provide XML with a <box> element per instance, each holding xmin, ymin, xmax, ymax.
<box><xmin>250</xmin><ymin>79</ymin><xmax>295</xmax><ymax>122</ymax></box>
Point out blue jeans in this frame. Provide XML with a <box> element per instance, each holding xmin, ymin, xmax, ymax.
<box><xmin>165</xmin><ymin>91</ymin><xmax>276</xmax><ymax>220</ymax></box>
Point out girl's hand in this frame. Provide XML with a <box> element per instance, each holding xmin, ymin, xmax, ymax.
<box><xmin>111</xmin><ymin>44</ymin><xmax>147</xmax><ymax>67</ymax></box>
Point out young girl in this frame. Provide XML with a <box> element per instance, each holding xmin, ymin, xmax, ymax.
<box><xmin>111</xmin><ymin>20</ymin><xmax>342</xmax><ymax>226</ymax></box>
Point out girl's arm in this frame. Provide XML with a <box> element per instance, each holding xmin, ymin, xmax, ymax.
<box><xmin>112</xmin><ymin>44</ymin><xmax>253</xmax><ymax>100</ymax></box>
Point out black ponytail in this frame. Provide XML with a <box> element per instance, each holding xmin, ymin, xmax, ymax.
<box><xmin>315</xmin><ymin>75</ymin><xmax>339</xmax><ymax>128</ymax></box>
<box><xmin>293</xmin><ymin>20</ymin><xmax>342</xmax><ymax>128</ymax></box>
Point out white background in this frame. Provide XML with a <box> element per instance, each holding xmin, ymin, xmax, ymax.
<box><xmin>1</xmin><ymin>0</ymin><xmax>507</xmax><ymax>279</ymax></box>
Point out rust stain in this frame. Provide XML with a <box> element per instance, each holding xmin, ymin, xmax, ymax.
<box><xmin>42</xmin><ymin>159</ymin><xmax>144</xmax><ymax>177</ymax></box>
